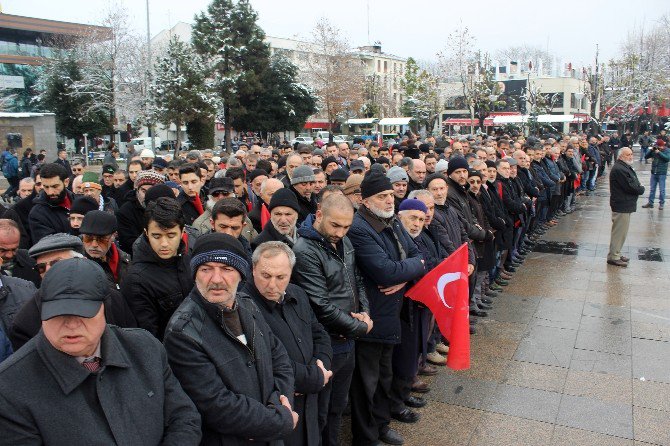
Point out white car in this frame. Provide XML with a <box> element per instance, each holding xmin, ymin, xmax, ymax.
<box><xmin>290</xmin><ymin>136</ymin><xmax>314</xmax><ymax>146</ymax></box>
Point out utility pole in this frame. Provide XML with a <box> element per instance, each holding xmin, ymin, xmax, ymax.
<box><xmin>147</xmin><ymin>0</ymin><xmax>156</xmax><ymax>153</ymax></box>
<box><xmin>592</xmin><ymin>44</ymin><xmax>599</xmax><ymax>131</ymax></box>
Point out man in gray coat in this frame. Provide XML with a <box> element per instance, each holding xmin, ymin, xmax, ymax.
<box><xmin>0</xmin><ymin>258</ymin><xmax>202</xmax><ymax>445</ymax></box>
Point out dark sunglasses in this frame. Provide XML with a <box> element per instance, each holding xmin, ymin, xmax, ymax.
<box><xmin>211</xmin><ymin>191</ymin><xmax>233</xmax><ymax>198</ymax></box>
<box><xmin>34</xmin><ymin>258</ymin><xmax>62</xmax><ymax>274</ymax></box>
<box><xmin>82</xmin><ymin>234</ymin><xmax>112</xmax><ymax>244</ymax></box>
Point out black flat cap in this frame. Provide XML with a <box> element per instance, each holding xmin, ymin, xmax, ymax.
<box><xmin>80</xmin><ymin>211</ymin><xmax>118</xmax><ymax>236</ymax></box>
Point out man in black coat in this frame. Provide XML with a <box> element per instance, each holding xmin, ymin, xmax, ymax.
<box><xmin>288</xmin><ymin>165</ymin><xmax>318</xmax><ymax>225</ymax></box>
<box><xmin>0</xmin><ymin>219</ymin><xmax>40</xmax><ymax>286</ymax></box>
<box><xmin>9</xmin><ymin>233</ymin><xmax>137</xmax><ymax>351</ymax></box>
<box><xmin>54</xmin><ymin>148</ymin><xmax>72</xmax><ymax>177</ymax></box>
<box><xmin>164</xmin><ymin>233</ymin><xmax>298</xmax><ymax>446</ymax></box>
<box><xmin>293</xmin><ymin>194</ymin><xmax>372</xmax><ymax>446</ymax></box>
<box><xmin>245</xmin><ymin>241</ymin><xmax>333</xmax><ymax>446</ymax></box>
<box><xmin>607</xmin><ymin>148</ymin><xmax>645</xmax><ymax>267</ymax></box>
<box><xmin>176</xmin><ymin>164</ymin><xmax>206</xmax><ymax>226</ymax></box>
<box><xmin>249</xmin><ymin>178</ymin><xmax>284</xmax><ymax>233</ymax></box>
<box><xmin>251</xmin><ymin>188</ymin><xmax>300</xmax><ymax>250</ymax></box>
<box><xmin>80</xmin><ymin>211</ymin><xmax>130</xmax><ymax>289</ymax></box>
<box><xmin>122</xmin><ymin>198</ymin><xmax>193</xmax><ymax>339</ymax></box>
<box><xmin>28</xmin><ymin>163</ymin><xmax>75</xmax><ymax>243</ymax></box>
<box><xmin>0</xmin><ymin>258</ymin><xmax>202</xmax><ymax>445</ymax></box>
<box><xmin>347</xmin><ymin>172</ymin><xmax>425</xmax><ymax>446</ymax></box>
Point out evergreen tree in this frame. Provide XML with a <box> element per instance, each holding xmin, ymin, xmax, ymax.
<box><xmin>235</xmin><ymin>55</ymin><xmax>317</xmax><ymax>133</ymax></box>
<box><xmin>401</xmin><ymin>58</ymin><xmax>441</xmax><ymax>134</ymax></box>
<box><xmin>149</xmin><ymin>36</ymin><xmax>216</xmax><ymax>156</ymax></box>
<box><xmin>192</xmin><ymin>0</ymin><xmax>271</xmax><ymax>151</ymax></box>
<box><xmin>186</xmin><ymin>117</ymin><xmax>215</xmax><ymax>149</ymax></box>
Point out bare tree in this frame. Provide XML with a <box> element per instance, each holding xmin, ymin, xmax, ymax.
<box><xmin>301</xmin><ymin>18</ymin><xmax>365</xmax><ymax>137</ymax></box>
<box><xmin>495</xmin><ymin>45</ymin><xmax>554</xmax><ymax>75</ymax></box>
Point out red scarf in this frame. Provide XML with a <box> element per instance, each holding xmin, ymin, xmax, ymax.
<box><xmin>260</xmin><ymin>203</ymin><xmax>271</xmax><ymax>230</ymax></box>
<box><xmin>497</xmin><ymin>181</ymin><xmax>503</xmax><ymax>199</ymax></box>
<box><xmin>191</xmin><ymin>194</ymin><xmax>204</xmax><ymax>216</ymax></box>
<box><xmin>107</xmin><ymin>243</ymin><xmax>120</xmax><ymax>283</ymax></box>
<box><xmin>61</xmin><ymin>194</ymin><xmax>71</xmax><ymax>210</ymax></box>
<box><xmin>181</xmin><ymin>232</ymin><xmax>189</xmax><ymax>253</ymax></box>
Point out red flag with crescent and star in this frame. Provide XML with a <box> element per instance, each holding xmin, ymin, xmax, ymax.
<box><xmin>405</xmin><ymin>243</ymin><xmax>470</xmax><ymax>370</ymax></box>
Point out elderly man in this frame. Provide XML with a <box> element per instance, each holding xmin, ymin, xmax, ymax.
<box><xmin>343</xmin><ymin>174</ymin><xmax>364</xmax><ymax>211</ymax></box>
<box><xmin>280</xmin><ymin>154</ymin><xmax>303</xmax><ymax>188</ymax></box>
<box><xmin>0</xmin><ymin>219</ymin><xmax>40</xmax><ymax>285</ymax></box>
<box><xmin>164</xmin><ymin>233</ymin><xmax>298</xmax><ymax>445</ymax></box>
<box><xmin>347</xmin><ymin>172</ymin><xmax>425</xmax><ymax>446</ymax></box>
<box><xmin>17</xmin><ymin>177</ymin><xmax>34</xmax><ymax>200</ymax></box>
<box><xmin>80</xmin><ymin>211</ymin><xmax>130</xmax><ymax>289</ymax></box>
<box><xmin>0</xmin><ymin>258</ymin><xmax>202</xmax><ymax>444</ymax></box>
<box><xmin>249</xmin><ymin>178</ymin><xmax>284</xmax><ymax>233</ymax></box>
<box><xmin>252</xmin><ymin>188</ymin><xmax>300</xmax><ymax>250</ymax></box>
<box><xmin>290</xmin><ymin>165</ymin><xmax>318</xmax><ymax>225</ymax></box>
<box><xmin>293</xmin><ymin>194</ymin><xmax>372</xmax><ymax>446</ymax></box>
<box><xmin>9</xmin><ymin>233</ymin><xmax>136</xmax><ymax>351</ymax></box>
<box><xmin>608</xmin><ymin>148</ymin><xmax>645</xmax><ymax>267</ymax></box>
<box><xmin>245</xmin><ymin>241</ymin><xmax>333</xmax><ymax>446</ymax></box>
<box><xmin>80</xmin><ymin>172</ymin><xmax>118</xmax><ymax>213</ymax></box>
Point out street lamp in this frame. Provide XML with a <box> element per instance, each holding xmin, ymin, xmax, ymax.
<box><xmin>574</xmin><ymin>92</ymin><xmax>585</xmax><ymax>133</ymax></box>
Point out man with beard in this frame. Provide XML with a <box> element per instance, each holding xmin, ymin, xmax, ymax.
<box><xmin>293</xmin><ymin>194</ymin><xmax>372</xmax><ymax>446</ymax></box>
<box><xmin>122</xmin><ymin>197</ymin><xmax>193</xmax><ymax>339</ymax></box>
<box><xmin>407</xmin><ymin>159</ymin><xmax>426</xmax><ymax>193</ymax></box>
<box><xmin>192</xmin><ymin>177</ymin><xmax>236</xmax><ymax>236</ymax></box>
<box><xmin>608</xmin><ymin>148</ymin><xmax>645</xmax><ymax>267</ymax></box>
<box><xmin>249</xmin><ymin>178</ymin><xmax>284</xmax><ymax>233</ymax></box>
<box><xmin>445</xmin><ymin>157</ymin><xmax>487</xmax><ymax>245</ymax></box>
<box><xmin>115</xmin><ymin>171</ymin><xmax>166</xmax><ymax>254</ymax></box>
<box><xmin>81</xmin><ymin>172</ymin><xmax>119</xmax><ymax>214</ymax></box>
<box><xmin>245</xmin><ymin>242</ymin><xmax>333</xmax><ymax>446</ymax></box>
<box><xmin>28</xmin><ymin>163</ymin><xmax>75</xmax><ymax>243</ymax></box>
<box><xmin>347</xmin><ymin>172</ymin><xmax>424</xmax><ymax>446</ymax></box>
<box><xmin>387</xmin><ymin>166</ymin><xmax>409</xmax><ymax>213</ymax></box>
<box><xmin>79</xmin><ymin>211</ymin><xmax>130</xmax><ymax>289</ymax></box>
<box><xmin>251</xmin><ymin>188</ymin><xmax>300</xmax><ymax>250</ymax></box>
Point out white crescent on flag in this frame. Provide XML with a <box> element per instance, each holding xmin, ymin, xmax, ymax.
<box><xmin>436</xmin><ymin>272</ymin><xmax>461</xmax><ymax>309</ymax></box>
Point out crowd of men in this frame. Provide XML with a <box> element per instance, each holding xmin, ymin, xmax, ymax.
<box><xmin>0</xmin><ymin>131</ymin><xmax>653</xmax><ymax>445</ymax></box>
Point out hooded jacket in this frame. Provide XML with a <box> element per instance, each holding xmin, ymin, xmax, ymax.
<box><xmin>121</xmin><ymin>234</ymin><xmax>193</xmax><ymax>339</ymax></box>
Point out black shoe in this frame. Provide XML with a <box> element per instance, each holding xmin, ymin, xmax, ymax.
<box><xmin>470</xmin><ymin>325</ymin><xmax>477</xmax><ymax>334</ymax></box>
<box><xmin>404</xmin><ymin>396</ymin><xmax>427</xmax><ymax>408</ymax></box>
<box><xmin>485</xmin><ymin>290</ymin><xmax>498</xmax><ymax>298</ymax></box>
<box><xmin>478</xmin><ymin>303</ymin><xmax>493</xmax><ymax>310</ymax></box>
<box><xmin>505</xmin><ymin>266</ymin><xmax>517</xmax><ymax>273</ymax></box>
<box><xmin>391</xmin><ymin>408</ymin><xmax>420</xmax><ymax>423</ymax></box>
<box><xmin>379</xmin><ymin>428</ymin><xmax>405</xmax><ymax>445</ymax></box>
<box><xmin>470</xmin><ymin>309</ymin><xmax>488</xmax><ymax>317</ymax></box>
<box><xmin>481</xmin><ymin>297</ymin><xmax>493</xmax><ymax>304</ymax></box>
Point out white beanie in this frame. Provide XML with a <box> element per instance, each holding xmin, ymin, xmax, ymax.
<box><xmin>139</xmin><ymin>149</ymin><xmax>155</xmax><ymax>158</ymax></box>
<box><xmin>435</xmin><ymin>159</ymin><xmax>449</xmax><ymax>174</ymax></box>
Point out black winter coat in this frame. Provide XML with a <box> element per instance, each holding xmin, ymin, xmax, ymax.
<box><xmin>115</xmin><ymin>191</ymin><xmax>144</xmax><ymax>255</ymax></box>
<box><xmin>177</xmin><ymin>190</ymin><xmax>204</xmax><ymax>226</ymax></box>
<box><xmin>251</xmin><ymin>222</ymin><xmax>295</xmax><ymax>250</ymax></box>
<box><xmin>446</xmin><ymin>177</ymin><xmax>487</xmax><ymax>242</ymax></box>
<box><xmin>347</xmin><ymin>206</ymin><xmax>424</xmax><ymax>344</ymax></box>
<box><xmin>1</xmin><ymin>248</ymin><xmax>41</xmax><ymax>287</ymax></box>
<box><xmin>609</xmin><ymin>159</ymin><xmax>645</xmax><ymax>213</ymax></box>
<box><xmin>121</xmin><ymin>235</ymin><xmax>193</xmax><ymax>339</ymax></box>
<box><xmin>28</xmin><ymin>190</ymin><xmax>76</xmax><ymax>243</ymax></box>
<box><xmin>86</xmin><ymin>243</ymin><xmax>131</xmax><ymax>289</ymax></box>
<box><xmin>249</xmin><ymin>199</ymin><xmax>268</xmax><ymax>234</ymax></box>
<box><xmin>246</xmin><ymin>282</ymin><xmax>332</xmax><ymax>446</ymax></box>
<box><xmin>0</xmin><ymin>326</ymin><xmax>202</xmax><ymax>445</ymax></box>
<box><xmin>467</xmin><ymin>192</ymin><xmax>496</xmax><ymax>271</ymax></box>
<box><xmin>290</xmin><ymin>186</ymin><xmax>317</xmax><ymax>226</ymax></box>
<box><xmin>9</xmin><ymin>286</ymin><xmax>137</xmax><ymax>351</ymax></box>
<box><xmin>432</xmin><ymin>203</ymin><xmax>475</xmax><ymax>265</ymax></box>
<box><xmin>163</xmin><ymin>290</ymin><xmax>296</xmax><ymax>446</ymax></box>
<box><xmin>2</xmin><ymin>191</ymin><xmax>35</xmax><ymax>248</ymax></box>
<box><xmin>517</xmin><ymin>167</ymin><xmax>540</xmax><ymax>198</ymax></box>
<box><xmin>114</xmin><ymin>179</ymin><xmax>134</xmax><ymax>208</ymax></box>
<box><xmin>293</xmin><ymin>225</ymin><xmax>369</xmax><ymax>340</ymax></box>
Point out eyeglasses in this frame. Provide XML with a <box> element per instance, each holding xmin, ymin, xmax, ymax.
<box><xmin>34</xmin><ymin>258</ymin><xmax>62</xmax><ymax>274</ymax></box>
<box><xmin>211</xmin><ymin>191</ymin><xmax>234</xmax><ymax>198</ymax></box>
<box><xmin>469</xmin><ymin>180</ymin><xmax>482</xmax><ymax>184</ymax></box>
<box><xmin>82</xmin><ymin>234</ymin><xmax>112</xmax><ymax>244</ymax></box>
<box><xmin>72</xmin><ymin>167</ymin><xmax>84</xmax><ymax>173</ymax></box>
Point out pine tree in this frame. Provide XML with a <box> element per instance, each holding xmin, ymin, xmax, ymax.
<box><xmin>149</xmin><ymin>36</ymin><xmax>216</xmax><ymax>155</ymax></box>
<box><xmin>192</xmin><ymin>0</ymin><xmax>271</xmax><ymax>151</ymax></box>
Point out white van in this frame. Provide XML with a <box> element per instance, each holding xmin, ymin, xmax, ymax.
<box><xmin>129</xmin><ymin>137</ymin><xmax>161</xmax><ymax>151</ymax></box>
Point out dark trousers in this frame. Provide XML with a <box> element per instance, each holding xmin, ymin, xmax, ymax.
<box><xmin>350</xmin><ymin>341</ymin><xmax>394</xmax><ymax>446</ymax></box>
<box><xmin>320</xmin><ymin>347</ymin><xmax>356</xmax><ymax>446</ymax></box>
<box><xmin>390</xmin><ymin>307</ymin><xmax>428</xmax><ymax>413</ymax></box>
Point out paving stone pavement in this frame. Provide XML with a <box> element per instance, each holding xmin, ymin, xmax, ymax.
<box><xmin>369</xmin><ymin>161</ymin><xmax>670</xmax><ymax>446</ymax></box>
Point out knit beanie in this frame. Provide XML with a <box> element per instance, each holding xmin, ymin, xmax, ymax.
<box><xmin>447</xmin><ymin>156</ymin><xmax>469</xmax><ymax>176</ymax></box>
<box><xmin>424</xmin><ymin>173</ymin><xmax>449</xmax><ymax>189</ymax></box>
<box><xmin>321</xmin><ymin>156</ymin><xmax>339</xmax><ymax>171</ymax></box>
<box><xmin>291</xmin><ymin>165</ymin><xmax>316</xmax><ymax>185</ymax></box>
<box><xmin>268</xmin><ymin>188</ymin><xmax>300</xmax><ymax>213</ymax></box>
<box><xmin>81</xmin><ymin>172</ymin><xmax>101</xmax><ymax>190</ymax></box>
<box><xmin>399</xmin><ymin>198</ymin><xmax>428</xmax><ymax>213</ymax></box>
<box><xmin>190</xmin><ymin>232</ymin><xmax>249</xmax><ymax>280</ymax></box>
<box><xmin>361</xmin><ymin>172</ymin><xmax>393</xmax><ymax>199</ymax></box>
<box><xmin>70</xmin><ymin>196</ymin><xmax>99</xmax><ymax>216</ymax></box>
<box><xmin>135</xmin><ymin>170</ymin><xmax>166</xmax><ymax>189</ymax></box>
<box><xmin>248</xmin><ymin>169</ymin><xmax>269</xmax><ymax>183</ymax></box>
<box><xmin>144</xmin><ymin>184</ymin><xmax>175</xmax><ymax>206</ymax></box>
<box><xmin>386</xmin><ymin>166</ymin><xmax>408</xmax><ymax>184</ymax></box>
<box><xmin>435</xmin><ymin>159</ymin><xmax>449</xmax><ymax>174</ymax></box>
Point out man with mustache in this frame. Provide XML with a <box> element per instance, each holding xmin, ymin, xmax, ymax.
<box><xmin>28</xmin><ymin>163</ymin><xmax>75</xmax><ymax>243</ymax></box>
<box><xmin>79</xmin><ymin>211</ymin><xmax>130</xmax><ymax>289</ymax></box>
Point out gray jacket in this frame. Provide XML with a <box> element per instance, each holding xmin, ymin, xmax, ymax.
<box><xmin>0</xmin><ymin>275</ymin><xmax>37</xmax><ymax>335</ymax></box>
<box><xmin>0</xmin><ymin>326</ymin><xmax>202</xmax><ymax>445</ymax></box>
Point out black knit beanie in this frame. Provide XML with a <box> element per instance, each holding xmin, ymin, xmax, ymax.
<box><xmin>447</xmin><ymin>156</ymin><xmax>469</xmax><ymax>175</ymax></box>
<box><xmin>144</xmin><ymin>184</ymin><xmax>176</xmax><ymax>206</ymax></box>
<box><xmin>361</xmin><ymin>172</ymin><xmax>393</xmax><ymax>199</ymax></box>
<box><xmin>268</xmin><ymin>188</ymin><xmax>300</xmax><ymax>213</ymax></box>
<box><xmin>190</xmin><ymin>232</ymin><xmax>249</xmax><ymax>280</ymax></box>
<box><xmin>423</xmin><ymin>173</ymin><xmax>449</xmax><ymax>189</ymax></box>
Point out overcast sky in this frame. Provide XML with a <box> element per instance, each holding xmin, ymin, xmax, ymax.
<box><xmin>4</xmin><ymin>0</ymin><xmax>669</xmax><ymax>67</ymax></box>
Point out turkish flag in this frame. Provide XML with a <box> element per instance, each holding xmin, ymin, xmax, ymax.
<box><xmin>405</xmin><ymin>243</ymin><xmax>470</xmax><ymax>370</ymax></box>
<box><xmin>260</xmin><ymin>203</ymin><xmax>271</xmax><ymax>230</ymax></box>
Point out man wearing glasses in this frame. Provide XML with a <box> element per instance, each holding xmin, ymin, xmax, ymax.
<box><xmin>192</xmin><ymin>177</ymin><xmax>236</xmax><ymax>236</ymax></box>
<box><xmin>79</xmin><ymin>211</ymin><xmax>130</xmax><ymax>289</ymax></box>
<box><xmin>8</xmin><ymin>233</ymin><xmax>136</xmax><ymax>351</ymax></box>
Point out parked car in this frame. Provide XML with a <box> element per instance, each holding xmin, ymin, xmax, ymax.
<box><xmin>129</xmin><ymin>136</ymin><xmax>162</xmax><ymax>152</ymax></box>
<box><xmin>290</xmin><ymin>136</ymin><xmax>314</xmax><ymax>146</ymax></box>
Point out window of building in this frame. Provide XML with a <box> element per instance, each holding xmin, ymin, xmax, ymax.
<box><xmin>377</xmin><ymin>60</ymin><xmax>381</xmax><ymax>72</ymax></box>
<box><xmin>384</xmin><ymin>60</ymin><xmax>388</xmax><ymax>73</ymax></box>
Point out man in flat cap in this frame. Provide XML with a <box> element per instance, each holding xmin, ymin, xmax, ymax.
<box><xmin>164</xmin><ymin>233</ymin><xmax>297</xmax><ymax>445</ymax></box>
<box><xmin>0</xmin><ymin>258</ymin><xmax>202</xmax><ymax>444</ymax></box>
<box><xmin>80</xmin><ymin>211</ymin><xmax>130</xmax><ymax>289</ymax></box>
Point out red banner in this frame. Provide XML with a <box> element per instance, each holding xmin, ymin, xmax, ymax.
<box><xmin>405</xmin><ymin>243</ymin><xmax>471</xmax><ymax>370</ymax></box>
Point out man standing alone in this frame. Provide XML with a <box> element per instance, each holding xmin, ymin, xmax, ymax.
<box><xmin>608</xmin><ymin>148</ymin><xmax>645</xmax><ymax>267</ymax></box>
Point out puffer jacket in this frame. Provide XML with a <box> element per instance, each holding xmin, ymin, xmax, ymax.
<box><xmin>292</xmin><ymin>225</ymin><xmax>369</xmax><ymax>340</ymax></box>
<box><xmin>121</xmin><ymin>234</ymin><xmax>193</xmax><ymax>339</ymax></box>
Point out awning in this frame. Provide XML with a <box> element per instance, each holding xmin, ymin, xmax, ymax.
<box><xmin>444</xmin><ymin>118</ymin><xmax>494</xmax><ymax>126</ymax></box>
<box><xmin>537</xmin><ymin>114</ymin><xmax>575</xmax><ymax>123</ymax></box>
<box><xmin>493</xmin><ymin>115</ymin><xmax>527</xmax><ymax>124</ymax></box>
<box><xmin>304</xmin><ymin>121</ymin><xmax>332</xmax><ymax>129</ymax></box>
<box><xmin>378</xmin><ymin>117</ymin><xmax>413</xmax><ymax>126</ymax></box>
<box><xmin>345</xmin><ymin>118</ymin><xmax>378</xmax><ymax>125</ymax></box>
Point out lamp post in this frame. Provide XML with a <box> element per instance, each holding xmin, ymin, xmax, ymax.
<box><xmin>574</xmin><ymin>92</ymin><xmax>585</xmax><ymax>133</ymax></box>
<box><xmin>82</xmin><ymin>133</ymin><xmax>89</xmax><ymax>167</ymax></box>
